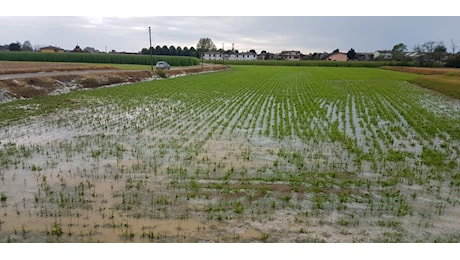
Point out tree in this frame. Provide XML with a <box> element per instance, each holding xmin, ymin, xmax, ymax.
<box><xmin>9</xmin><ymin>42</ymin><xmax>21</xmax><ymax>51</ymax></box>
<box><xmin>176</xmin><ymin>46</ymin><xmax>183</xmax><ymax>56</ymax></box>
<box><xmin>450</xmin><ymin>39</ymin><xmax>457</xmax><ymax>54</ymax></box>
<box><xmin>433</xmin><ymin>43</ymin><xmax>447</xmax><ymax>62</ymax></box>
<box><xmin>141</xmin><ymin>48</ymin><xmax>149</xmax><ymax>55</ymax></box>
<box><xmin>21</xmin><ymin>40</ymin><xmax>33</xmax><ymax>51</ymax></box>
<box><xmin>446</xmin><ymin>54</ymin><xmax>460</xmax><ymax>68</ymax></box>
<box><xmin>155</xmin><ymin>45</ymin><xmax>162</xmax><ymax>55</ymax></box>
<box><xmin>347</xmin><ymin>48</ymin><xmax>356</xmax><ymax>60</ymax></box>
<box><xmin>161</xmin><ymin>45</ymin><xmax>169</xmax><ymax>55</ymax></box>
<box><xmin>169</xmin><ymin>45</ymin><xmax>176</xmax><ymax>56</ymax></box>
<box><xmin>249</xmin><ymin>49</ymin><xmax>256</xmax><ymax>54</ymax></box>
<box><xmin>189</xmin><ymin>47</ymin><xmax>199</xmax><ymax>58</ymax></box>
<box><xmin>332</xmin><ymin>48</ymin><xmax>340</xmax><ymax>54</ymax></box>
<box><xmin>392</xmin><ymin>43</ymin><xmax>407</xmax><ymax>62</ymax></box>
<box><xmin>182</xmin><ymin>46</ymin><xmax>190</xmax><ymax>56</ymax></box>
<box><xmin>196</xmin><ymin>38</ymin><xmax>216</xmax><ymax>56</ymax></box>
<box><xmin>414</xmin><ymin>41</ymin><xmax>447</xmax><ymax>66</ymax></box>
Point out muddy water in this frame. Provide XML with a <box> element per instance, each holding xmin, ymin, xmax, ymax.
<box><xmin>1</xmin><ymin>81</ymin><xmax>460</xmax><ymax>242</ymax></box>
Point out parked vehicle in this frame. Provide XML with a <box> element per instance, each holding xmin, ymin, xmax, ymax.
<box><xmin>156</xmin><ymin>61</ymin><xmax>170</xmax><ymax>70</ymax></box>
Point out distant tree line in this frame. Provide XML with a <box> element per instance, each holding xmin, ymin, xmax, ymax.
<box><xmin>141</xmin><ymin>45</ymin><xmax>200</xmax><ymax>58</ymax></box>
<box><xmin>3</xmin><ymin>37</ymin><xmax>460</xmax><ymax>68</ymax></box>
<box><xmin>0</xmin><ymin>41</ymin><xmax>34</xmax><ymax>51</ymax></box>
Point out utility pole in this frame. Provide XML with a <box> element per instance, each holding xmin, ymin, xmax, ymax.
<box><xmin>222</xmin><ymin>43</ymin><xmax>225</xmax><ymax>65</ymax></box>
<box><xmin>149</xmin><ymin>26</ymin><xmax>153</xmax><ymax>72</ymax></box>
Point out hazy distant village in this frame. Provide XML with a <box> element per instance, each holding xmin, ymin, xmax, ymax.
<box><xmin>1</xmin><ymin>38</ymin><xmax>458</xmax><ymax>67</ymax></box>
<box><xmin>0</xmin><ymin>42</ymin><xmax>408</xmax><ymax>62</ymax></box>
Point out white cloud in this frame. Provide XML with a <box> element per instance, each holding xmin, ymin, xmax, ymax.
<box><xmin>1</xmin><ymin>16</ymin><xmax>459</xmax><ymax>54</ymax></box>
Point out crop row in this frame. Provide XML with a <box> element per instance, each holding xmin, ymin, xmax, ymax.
<box><xmin>0</xmin><ymin>52</ymin><xmax>200</xmax><ymax>66</ymax></box>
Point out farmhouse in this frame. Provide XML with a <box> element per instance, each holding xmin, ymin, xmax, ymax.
<box><xmin>374</xmin><ymin>50</ymin><xmax>392</xmax><ymax>60</ymax></box>
<box><xmin>280</xmin><ymin>50</ymin><xmax>301</xmax><ymax>60</ymax></box>
<box><xmin>40</xmin><ymin>46</ymin><xmax>65</xmax><ymax>53</ymax></box>
<box><xmin>203</xmin><ymin>51</ymin><xmax>224</xmax><ymax>60</ymax></box>
<box><xmin>356</xmin><ymin>52</ymin><xmax>374</xmax><ymax>61</ymax></box>
<box><xmin>72</xmin><ymin>45</ymin><xmax>84</xmax><ymax>53</ymax></box>
<box><xmin>258</xmin><ymin>52</ymin><xmax>280</xmax><ymax>60</ymax></box>
<box><xmin>229</xmin><ymin>52</ymin><xmax>257</xmax><ymax>60</ymax></box>
<box><xmin>203</xmin><ymin>51</ymin><xmax>257</xmax><ymax>61</ymax></box>
<box><xmin>328</xmin><ymin>52</ymin><xmax>348</xmax><ymax>61</ymax></box>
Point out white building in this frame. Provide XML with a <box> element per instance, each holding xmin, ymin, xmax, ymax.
<box><xmin>202</xmin><ymin>52</ymin><xmax>224</xmax><ymax>60</ymax></box>
<box><xmin>374</xmin><ymin>50</ymin><xmax>392</xmax><ymax>60</ymax></box>
<box><xmin>203</xmin><ymin>51</ymin><xmax>257</xmax><ymax>61</ymax></box>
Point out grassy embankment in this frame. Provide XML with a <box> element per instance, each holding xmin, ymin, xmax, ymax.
<box><xmin>383</xmin><ymin>66</ymin><xmax>460</xmax><ymax>99</ymax></box>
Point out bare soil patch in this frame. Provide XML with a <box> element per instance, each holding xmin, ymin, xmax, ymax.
<box><xmin>0</xmin><ymin>62</ymin><xmax>228</xmax><ymax>102</ymax></box>
<box><xmin>0</xmin><ymin>61</ymin><xmax>117</xmax><ymax>75</ymax></box>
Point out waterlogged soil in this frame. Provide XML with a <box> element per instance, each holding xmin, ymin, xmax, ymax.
<box><xmin>0</xmin><ymin>66</ymin><xmax>460</xmax><ymax>242</ymax></box>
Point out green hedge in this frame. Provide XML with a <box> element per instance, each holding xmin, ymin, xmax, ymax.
<box><xmin>0</xmin><ymin>52</ymin><xmax>200</xmax><ymax>66</ymax></box>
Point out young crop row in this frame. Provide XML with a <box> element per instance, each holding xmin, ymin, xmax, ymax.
<box><xmin>0</xmin><ymin>65</ymin><xmax>459</xmax><ymax>242</ymax></box>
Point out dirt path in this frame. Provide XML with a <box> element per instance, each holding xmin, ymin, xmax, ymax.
<box><xmin>0</xmin><ymin>64</ymin><xmax>228</xmax><ymax>102</ymax></box>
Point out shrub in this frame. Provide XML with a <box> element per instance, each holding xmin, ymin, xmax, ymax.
<box><xmin>155</xmin><ymin>69</ymin><xmax>167</xmax><ymax>78</ymax></box>
<box><xmin>0</xmin><ymin>192</ymin><xmax>6</xmax><ymax>201</ymax></box>
<box><xmin>445</xmin><ymin>54</ymin><xmax>460</xmax><ymax>68</ymax></box>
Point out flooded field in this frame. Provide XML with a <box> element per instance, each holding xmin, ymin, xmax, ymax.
<box><xmin>0</xmin><ymin>65</ymin><xmax>459</xmax><ymax>242</ymax></box>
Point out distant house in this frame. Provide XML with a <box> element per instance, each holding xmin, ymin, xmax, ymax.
<box><xmin>280</xmin><ymin>50</ymin><xmax>302</xmax><ymax>60</ymax></box>
<box><xmin>258</xmin><ymin>52</ymin><xmax>279</xmax><ymax>60</ymax></box>
<box><xmin>404</xmin><ymin>52</ymin><xmax>419</xmax><ymax>60</ymax></box>
<box><xmin>203</xmin><ymin>51</ymin><xmax>257</xmax><ymax>61</ymax></box>
<box><xmin>203</xmin><ymin>51</ymin><xmax>224</xmax><ymax>60</ymax></box>
<box><xmin>374</xmin><ymin>50</ymin><xmax>392</xmax><ymax>60</ymax></box>
<box><xmin>72</xmin><ymin>45</ymin><xmax>84</xmax><ymax>53</ymax></box>
<box><xmin>40</xmin><ymin>46</ymin><xmax>65</xmax><ymax>53</ymax></box>
<box><xmin>229</xmin><ymin>52</ymin><xmax>257</xmax><ymax>61</ymax></box>
<box><xmin>328</xmin><ymin>52</ymin><xmax>348</xmax><ymax>61</ymax></box>
<box><xmin>356</xmin><ymin>52</ymin><xmax>374</xmax><ymax>61</ymax></box>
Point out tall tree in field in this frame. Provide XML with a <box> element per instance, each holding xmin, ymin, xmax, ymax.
<box><xmin>392</xmin><ymin>43</ymin><xmax>407</xmax><ymax>62</ymax></box>
<box><xmin>196</xmin><ymin>38</ymin><xmax>216</xmax><ymax>54</ymax></box>
<box><xmin>197</xmin><ymin>38</ymin><xmax>216</xmax><ymax>67</ymax></box>
<box><xmin>347</xmin><ymin>48</ymin><xmax>356</xmax><ymax>60</ymax></box>
<box><xmin>21</xmin><ymin>40</ymin><xmax>33</xmax><ymax>51</ymax></box>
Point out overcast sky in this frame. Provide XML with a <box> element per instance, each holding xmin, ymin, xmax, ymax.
<box><xmin>1</xmin><ymin>2</ymin><xmax>459</xmax><ymax>54</ymax></box>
